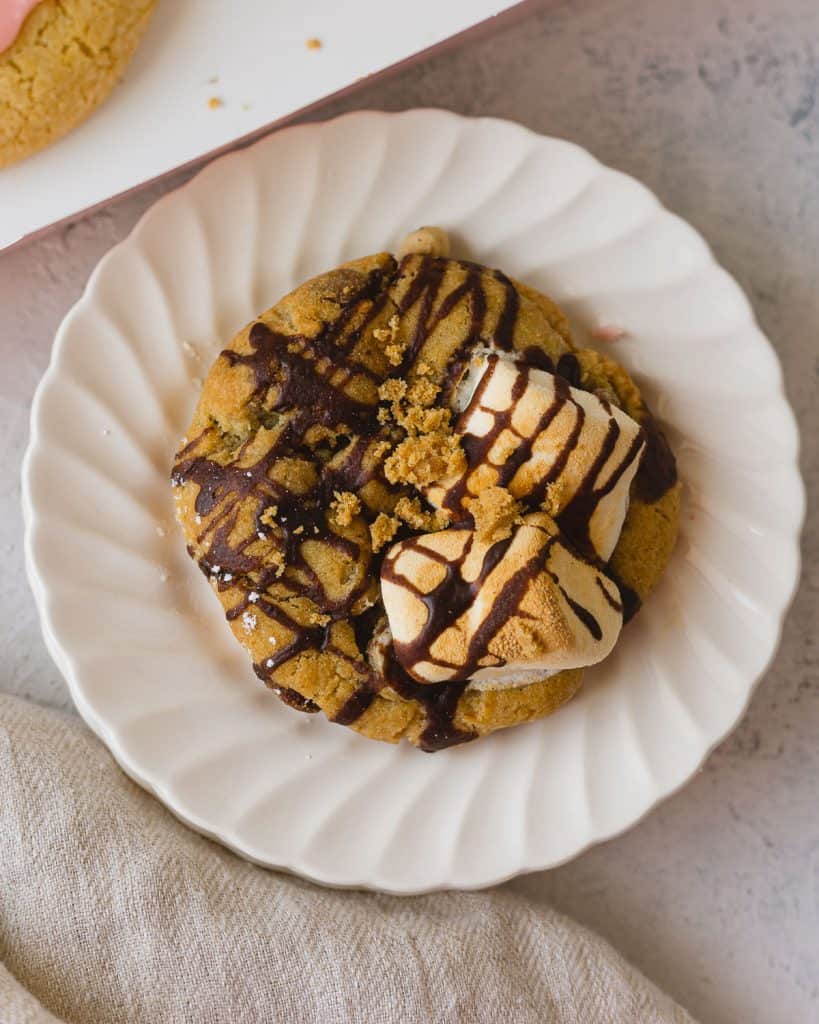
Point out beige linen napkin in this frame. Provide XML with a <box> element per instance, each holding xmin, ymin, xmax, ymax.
<box><xmin>0</xmin><ymin>695</ymin><xmax>695</xmax><ymax>1024</ymax></box>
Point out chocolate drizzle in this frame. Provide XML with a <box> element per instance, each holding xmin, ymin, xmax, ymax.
<box><xmin>595</xmin><ymin>575</ymin><xmax>624</xmax><ymax>613</ymax></box>
<box><xmin>384</xmin><ymin>650</ymin><xmax>473</xmax><ymax>753</ymax></box>
<box><xmin>394</xmin><ymin>258</ymin><xmax>520</xmax><ymax>405</ymax></box>
<box><xmin>635</xmin><ymin>414</ymin><xmax>678</xmax><ymax>502</ymax></box>
<box><xmin>173</xmin><ymin>253</ymin><xmax>677</xmax><ymax>750</ymax></box>
<box><xmin>556</xmin><ymin>586</ymin><xmax>602</xmax><ymax>641</ymax></box>
<box><xmin>448</xmin><ymin>359</ymin><xmax>577</xmax><ymax>517</ymax></box>
<box><xmin>555</xmin><ymin>423</ymin><xmax>646</xmax><ymax>557</ymax></box>
<box><xmin>381</xmin><ymin>531</ymin><xmax>519</xmax><ymax>680</ymax></box>
<box><xmin>608</xmin><ymin>572</ymin><xmax>641</xmax><ymax>623</ymax></box>
<box><xmin>520</xmin><ymin>348</ymin><xmax>580</xmax><ymax>384</ymax></box>
<box><xmin>224</xmin><ymin>320</ymin><xmax>376</xmax><ymax>430</ymax></box>
<box><xmin>332</xmin><ymin>687</ymin><xmax>376</xmax><ymax>727</ymax></box>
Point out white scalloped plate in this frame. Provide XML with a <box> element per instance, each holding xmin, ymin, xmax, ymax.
<box><xmin>22</xmin><ymin>110</ymin><xmax>804</xmax><ymax>893</ymax></box>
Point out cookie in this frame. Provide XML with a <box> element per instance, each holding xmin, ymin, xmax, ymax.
<box><xmin>0</xmin><ymin>0</ymin><xmax>155</xmax><ymax>168</ymax></box>
<box><xmin>172</xmin><ymin>247</ymin><xmax>680</xmax><ymax>751</ymax></box>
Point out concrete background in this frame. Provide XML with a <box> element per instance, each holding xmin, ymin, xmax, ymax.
<box><xmin>1</xmin><ymin>1</ymin><xmax>817</xmax><ymax>1021</ymax></box>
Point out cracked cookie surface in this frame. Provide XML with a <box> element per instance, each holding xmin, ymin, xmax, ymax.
<box><xmin>0</xmin><ymin>0</ymin><xmax>155</xmax><ymax>168</ymax></box>
<box><xmin>172</xmin><ymin>252</ymin><xmax>680</xmax><ymax>750</ymax></box>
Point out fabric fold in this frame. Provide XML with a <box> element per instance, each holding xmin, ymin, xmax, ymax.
<box><xmin>0</xmin><ymin>695</ymin><xmax>695</xmax><ymax>1024</ymax></box>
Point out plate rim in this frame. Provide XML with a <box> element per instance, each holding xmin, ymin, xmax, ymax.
<box><xmin>21</xmin><ymin>107</ymin><xmax>806</xmax><ymax>893</ymax></box>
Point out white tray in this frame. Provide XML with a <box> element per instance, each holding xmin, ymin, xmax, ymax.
<box><xmin>0</xmin><ymin>0</ymin><xmax>519</xmax><ymax>250</ymax></box>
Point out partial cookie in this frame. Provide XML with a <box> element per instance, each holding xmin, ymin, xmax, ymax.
<box><xmin>0</xmin><ymin>0</ymin><xmax>155</xmax><ymax>168</ymax></box>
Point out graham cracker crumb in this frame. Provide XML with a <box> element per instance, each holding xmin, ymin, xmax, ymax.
<box><xmin>260</xmin><ymin>506</ymin><xmax>278</xmax><ymax>528</ymax></box>
<box><xmin>293</xmin><ymin>525</ymin><xmax>305</xmax><ymax>535</ymax></box>
<box><xmin>378</xmin><ymin>378</ymin><xmax>406</xmax><ymax>403</ymax></box>
<box><xmin>330</xmin><ymin>490</ymin><xmax>361</xmax><ymax>528</ymax></box>
<box><xmin>207</xmin><ymin>97</ymin><xmax>223</xmax><ymax>110</ymax></box>
<box><xmin>394</xmin><ymin>496</ymin><xmax>450</xmax><ymax>532</ymax></box>
<box><xmin>464</xmin><ymin>486</ymin><xmax>522</xmax><ymax>542</ymax></box>
<box><xmin>384</xmin><ymin>432</ymin><xmax>466</xmax><ymax>487</ymax></box>
<box><xmin>373</xmin><ymin>315</ymin><xmax>405</xmax><ymax>366</ymax></box>
<box><xmin>470</xmin><ymin>463</ymin><xmax>499</xmax><ymax>493</ymax></box>
<box><xmin>539</xmin><ymin>479</ymin><xmax>571</xmax><ymax>518</ymax></box>
<box><xmin>378</xmin><ymin>372</ymin><xmax>450</xmax><ymax>435</ymax></box>
<box><xmin>370</xmin><ymin>513</ymin><xmax>400</xmax><ymax>552</ymax></box>
<box><xmin>306</xmin><ymin>37</ymin><xmax>322</xmax><ymax>50</ymax></box>
<box><xmin>269</xmin><ymin>550</ymin><xmax>286</xmax><ymax>577</ymax></box>
<box><xmin>371</xmin><ymin>439</ymin><xmax>393</xmax><ymax>462</ymax></box>
<box><xmin>407</xmin><ymin>375</ymin><xmax>440</xmax><ymax>408</ymax></box>
<box><xmin>307</xmin><ymin>609</ymin><xmax>331</xmax><ymax>626</ymax></box>
<box><xmin>399</xmin><ymin>405</ymin><xmax>449</xmax><ymax>435</ymax></box>
<box><xmin>372</xmin><ymin>315</ymin><xmax>399</xmax><ymax>341</ymax></box>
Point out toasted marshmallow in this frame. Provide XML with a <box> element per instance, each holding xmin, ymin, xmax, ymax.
<box><xmin>427</xmin><ymin>354</ymin><xmax>645</xmax><ymax>560</ymax></box>
<box><xmin>380</xmin><ymin>513</ymin><xmax>623</xmax><ymax>687</ymax></box>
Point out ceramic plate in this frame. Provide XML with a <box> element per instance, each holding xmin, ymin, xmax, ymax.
<box><xmin>22</xmin><ymin>110</ymin><xmax>803</xmax><ymax>893</ymax></box>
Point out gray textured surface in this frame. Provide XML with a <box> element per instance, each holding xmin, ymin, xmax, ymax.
<box><xmin>0</xmin><ymin>1</ymin><xmax>816</xmax><ymax>1022</ymax></box>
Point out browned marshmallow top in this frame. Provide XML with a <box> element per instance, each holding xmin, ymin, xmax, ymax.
<box><xmin>381</xmin><ymin>513</ymin><xmax>623</xmax><ymax>685</ymax></box>
<box><xmin>425</xmin><ymin>353</ymin><xmax>646</xmax><ymax>561</ymax></box>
